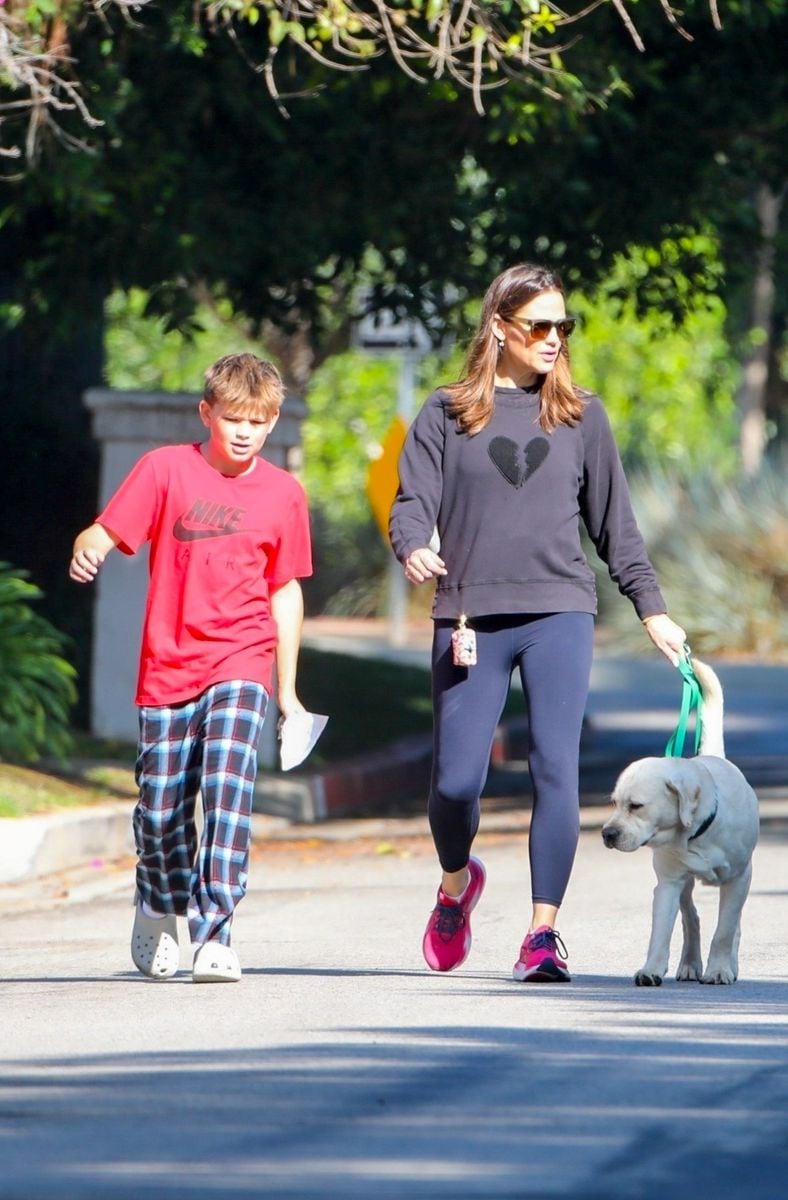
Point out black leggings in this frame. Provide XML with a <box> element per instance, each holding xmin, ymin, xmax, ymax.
<box><xmin>429</xmin><ymin>612</ymin><xmax>594</xmax><ymax>907</ymax></box>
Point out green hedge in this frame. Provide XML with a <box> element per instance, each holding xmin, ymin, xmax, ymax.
<box><xmin>0</xmin><ymin>564</ymin><xmax>77</xmax><ymax>763</ymax></box>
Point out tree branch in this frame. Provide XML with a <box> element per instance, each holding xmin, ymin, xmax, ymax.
<box><xmin>0</xmin><ymin>1</ymin><xmax>151</xmax><ymax>170</ymax></box>
<box><xmin>0</xmin><ymin>1</ymin><xmax>738</xmax><ymax>168</ymax></box>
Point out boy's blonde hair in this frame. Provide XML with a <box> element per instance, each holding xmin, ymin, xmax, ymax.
<box><xmin>203</xmin><ymin>353</ymin><xmax>284</xmax><ymax>420</ymax></box>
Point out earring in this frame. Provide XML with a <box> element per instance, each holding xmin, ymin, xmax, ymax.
<box><xmin>496</xmin><ymin>337</ymin><xmax>505</xmax><ymax>352</ymax></box>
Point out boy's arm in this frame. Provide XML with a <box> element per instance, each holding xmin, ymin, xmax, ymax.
<box><xmin>69</xmin><ymin>523</ymin><xmax>121</xmax><ymax>584</ymax></box>
<box><xmin>270</xmin><ymin>578</ymin><xmax>305</xmax><ymax>718</ymax></box>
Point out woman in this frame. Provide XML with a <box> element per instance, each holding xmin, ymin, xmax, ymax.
<box><xmin>389</xmin><ymin>263</ymin><xmax>686</xmax><ymax>982</ymax></box>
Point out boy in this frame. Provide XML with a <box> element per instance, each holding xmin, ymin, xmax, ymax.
<box><xmin>69</xmin><ymin>353</ymin><xmax>312</xmax><ymax>983</ymax></box>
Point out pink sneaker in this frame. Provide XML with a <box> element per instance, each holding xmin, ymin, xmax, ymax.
<box><xmin>422</xmin><ymin>856</ymin><xmax>487</xmax><ymax>972</ymax></box>
<box><xmin>512</xmin><ymin>925</ymin><xmax>571</xmax><ymax>982</ymax></box>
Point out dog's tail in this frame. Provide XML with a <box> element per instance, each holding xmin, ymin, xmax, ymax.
<box><xmin>690</xmin><ymin>656</ymin><xmax>726</xmax><ymax>758</ymax></box>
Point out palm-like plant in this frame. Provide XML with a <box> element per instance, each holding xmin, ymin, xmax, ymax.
<box><xmin>0</xmin><ymin>563</ymin><xmax>77</xmax><ymax>762</ymax></box>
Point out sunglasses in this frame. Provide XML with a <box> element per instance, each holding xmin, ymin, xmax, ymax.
<box><xmin>507</xmin><ymin>317</ymin><xmax>578</xmax><ymax>341</ymax></box>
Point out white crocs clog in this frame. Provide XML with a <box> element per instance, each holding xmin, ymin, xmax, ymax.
<box><xmin>192</xmin><ymin>942</ymin><xmax>242</xmax><ymax>983</ymax></box>
<box><xmin>131</xmin><ymin>901</ymin><xmax>180</xmax><ymax>980</ymax></box>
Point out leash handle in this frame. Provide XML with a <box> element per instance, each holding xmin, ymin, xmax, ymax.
<box><xmin>665</xmin><ymin>644</ymin><xmax>704</xmax><ymax>758</ymax></box>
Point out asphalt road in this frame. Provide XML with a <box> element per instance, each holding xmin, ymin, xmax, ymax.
<box><xmin>2</xmin><ymin>814</ymin><xmax>788</xmax><ymax>1199</ymax></box>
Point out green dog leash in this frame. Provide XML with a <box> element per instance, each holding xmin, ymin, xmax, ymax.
<box><xmin>664</xmin><ymin>644</ymin><xmax>704</xmax><ymax>758</ymax></box>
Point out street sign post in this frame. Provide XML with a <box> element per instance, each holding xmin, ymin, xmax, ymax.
<box><xmin>354</xmin><ymin>305</ymin><xmax>433</xmax><ymax>645</ymax></box>
<box><xmin>365</xmin><ymin>414</ymin><xmax>408</xmax><ymax>542</ymax></box>
<box><xmin>353</xmin><ymin>309</ymin><xmax>433</xmax><ymax>356</ymax></box>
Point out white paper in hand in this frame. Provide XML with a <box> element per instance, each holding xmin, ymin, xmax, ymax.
<box><xmin>279</xmin><ymin>711</ymin><xmax>329</xmax><ymax>771</ymax></box>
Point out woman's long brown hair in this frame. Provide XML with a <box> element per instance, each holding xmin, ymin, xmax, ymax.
<box><xmin>445</xmin><ymin>263</ymin><xmax>585</xmax><ymax>435</ymax></box>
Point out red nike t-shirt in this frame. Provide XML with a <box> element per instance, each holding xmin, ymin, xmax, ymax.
<box><xmin>98</xmin><ymin>443</ymin><xmax>312</xmax><ymax>706</ymax></box>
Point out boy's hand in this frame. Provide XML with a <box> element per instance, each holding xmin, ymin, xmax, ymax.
<box><xmin>271</xmin><ymin>578</ymin><xmax>305</xmax><ymax>720</ymax></box>
<box><xmin>69</xmin><ymin>523</ymin><xmax>120</xmax><ymax>583</ymax></box>
<box><xmin>277</xmin><ymin>691</ymin><xmax>306</xmax><ymax>721</ymax></box>
<box><xmin>69</xmin><ymin>546</ymin><xmax>106</xmax><ymax>584</ymax></box>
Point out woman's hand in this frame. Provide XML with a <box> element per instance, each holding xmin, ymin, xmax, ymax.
<box><xmin>642</xmin><ymin>613</ymin><xmax>687</xmax><ymax>667</ymax></box>
<box><xmin>404</xmin><ymin>547</ymin><xmax>447</xmax><ymax>584</ymax></box>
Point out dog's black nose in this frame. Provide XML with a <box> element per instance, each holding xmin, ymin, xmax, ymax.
<box><xmin>602</xmin><ymin>827</ymin><xmax>619</xmax><ymax>848</ymax></box>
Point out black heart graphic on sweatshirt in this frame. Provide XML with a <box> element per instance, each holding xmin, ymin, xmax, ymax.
<box><xmin>488</xmin><ymin>436</ymin><xmax>550</xmax><ymax>488</ymax></box>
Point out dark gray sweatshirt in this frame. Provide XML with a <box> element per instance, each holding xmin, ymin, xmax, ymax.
<box><xmin>389</xmin><ymin>385</ymin><xmax>666</xmax><ymax>621</ymax></box>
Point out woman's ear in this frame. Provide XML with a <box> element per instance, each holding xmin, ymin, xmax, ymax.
<box><xmin>491</xmin><ymin>314</ymin><xmax>505</xmax><ymax>343</ymax></box>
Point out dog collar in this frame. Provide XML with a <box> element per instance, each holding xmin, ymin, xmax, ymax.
<box><xmin>688</xmin><ymin>799</ymin><xmax>718</xmax><ymax>841</ymax></box>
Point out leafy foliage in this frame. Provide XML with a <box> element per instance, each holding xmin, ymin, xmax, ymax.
<box><xmin>0</xmin><ymin>1</ymin><xmax>736</xmax><ymax>166</ymax></box>
<box><xmin>0</xmin><ymin>564</ymin><xmax>78</xmax><ymax>762</ymax></box>
<box><xmin>300</xmin><ymin>351</ymin><xmax>400</xmax><ymax>614</ymax></box>
<box><xmin>2</xmin><ymin>0</ymin><xmax>786</xmax><ymax>706</ymax></box>
<box><xmin>0</xmin><ymin>1</ymin><xmax>146</xmax><ymax>169</ymax></box>
<box><xmin>569</xmin><ymin>236</ymin><xmax>739</xmax><ymax>473</ymax></box>
<box><xmin>302</xmin><ymin>351</ymin><xmax>402</xmax><ymax>525</ymax></box>
<box><xmin>201</xmin><ymin>0</ymin><xmax>635</xmax><ymax>116</ymax></box>
<box><xmin>592</xmin><ymin>465</ymin><xmax>788</xmax><ymax>658</ymax></box>
<box><xmin>105</xmin><ymin>288</ymin><xmax>269</xmax><ymax>391</ymax></box>
<box><xmin>5</xmin><ymin>2</ymin><xmax>785</xmax><ymax>350</ymax></box>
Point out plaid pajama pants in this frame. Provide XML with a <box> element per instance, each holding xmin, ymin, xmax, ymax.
<box><xmin>133</xmin><ymin>680</ymin><xmax>268</xmax><ymax>947</ymax></box>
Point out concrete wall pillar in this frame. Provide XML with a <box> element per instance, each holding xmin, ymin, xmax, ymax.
<box><xmin>83</xmin><ymin>388</ymin><xmax>306</xmax><ymax>755</ymax></box>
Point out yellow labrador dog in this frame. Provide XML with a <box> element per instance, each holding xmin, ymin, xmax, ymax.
<box><xmin>601</xmin><ymin>658</ymin><xmax>759</xmax><ymax>986</ymax></box>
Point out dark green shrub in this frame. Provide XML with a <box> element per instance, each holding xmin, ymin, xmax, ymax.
<box><xmin>0</xmin><ymin>564</ymin><xmax>77</xmax><ymax>762</ymax></box>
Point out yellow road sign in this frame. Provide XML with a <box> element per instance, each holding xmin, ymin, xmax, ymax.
<box><xmin>366</xmin><ymin>415</ymin><xmax>408</xmax><ymax>542</ymax></box>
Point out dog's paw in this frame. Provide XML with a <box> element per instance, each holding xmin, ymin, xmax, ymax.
<box><xmin>700</xmin><ymin>964</ymin><xmax>737</xmax><ymax>985</ymax></box>
<box><xmin>676</xmin><ymin>961</ymin><xmax>702</xmax><ymax>982</ymax></box>
<box><xmin>634</xmin><ymin>970</ymin><xmax>663</xmax><ymax>987</ymax></box>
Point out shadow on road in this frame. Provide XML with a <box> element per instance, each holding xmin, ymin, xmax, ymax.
<box><xmin>3</xmin><ymin>980</ymin><xmax>788</xmax><ymax>1199</ymax></box>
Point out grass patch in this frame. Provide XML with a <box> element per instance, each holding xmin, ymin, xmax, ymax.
<box><xmin>0</xmin><ymin>760</ymin><xmax>137</xmax><ymax>818</ymax></box>
<box><xmin>0</xmin><ymin>731</ymin><xmax>138</xmax><ymax>817</ymax></box>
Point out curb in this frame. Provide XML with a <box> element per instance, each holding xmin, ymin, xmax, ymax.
<box><xmin>0</xmin><ymin>720</ymin><xmax>515</xmax><ymax>885</ymax></box>
<box><xmin>254</xmin><ymin>731</ymin><xmax>434</xmax><ymax>822</ymax></box>
<box><xmin>3</xmin><ymin>721</ymin><xmax>787</xmax><ymax>887</ymax></box>
<box><xmin>4</xmin><ymin>788</ymin><xmax>788</xmax><ymax>892</ymax></box>
<box><xmin>0</xmin><ymin>715</ymin><xmax>535</xmax><ymax>884</ymax></box>
<box><xmin>0</xmin><ymin>802</ymin><xmax>134</xmax><ymax>886</ymax></box>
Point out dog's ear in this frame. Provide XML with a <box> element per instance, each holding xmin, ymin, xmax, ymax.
<box><xmin>666</xmin><ymin>776</ymin><xmax>702</xmax><ymax>829</ymax></box>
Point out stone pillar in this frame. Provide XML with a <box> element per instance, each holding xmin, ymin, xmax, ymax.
<box><xmin>83</xmin><ymin>388</ymin><xmax>306</xmax><ymax>749</ymax></box>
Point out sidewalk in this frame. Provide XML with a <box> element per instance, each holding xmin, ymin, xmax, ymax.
<box><xmin>1</xmin><ymin>616</ymin><xmax>786</xmax><ymax>888</ymax></box>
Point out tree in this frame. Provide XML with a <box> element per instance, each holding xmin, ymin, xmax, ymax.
<box><xmin>0</xmin><ymin>1</ymin><xmax>738</xmax><ymax>166</ymax></box>
<box><xmin>0</xmin><ymin>4</ymin><xmax>510</xmax><ymax>712</ymax></box>
<box><xmin>460</xmin><ymin>0</ymin><xmax>788</xmax><ymax>467</ymax></box>
<box><xmin>1</xmin><ymin>0</ymin><xmax>784</xmax><ymax>717</ymax></box>
<box><xmin>0</xmin><ymin>1</ymin><xmax>147</xmax><ymax>167</ymax></box>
